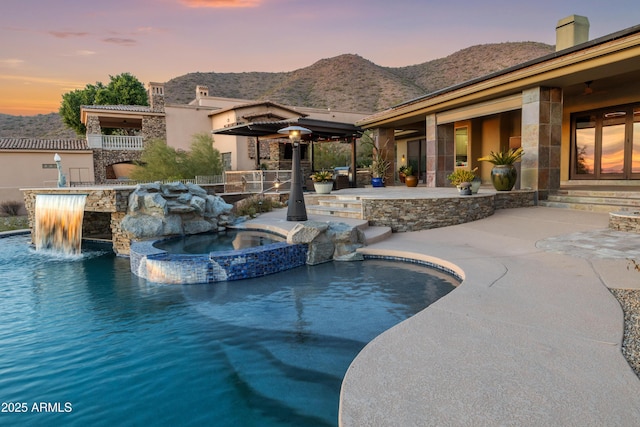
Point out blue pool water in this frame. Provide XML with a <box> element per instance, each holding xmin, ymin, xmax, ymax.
<box><xmin>154</xmin><ymin>230</ymin><xmax>284</xmax><ymax>254</ymax></box>
<box><xmin>0</xmin><ymin>234</ymin><xmax>457</xmax><ymax>426</ymax></box>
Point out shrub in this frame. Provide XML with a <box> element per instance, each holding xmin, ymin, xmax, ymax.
<box><xmin>234</xmin><ymin>195</ymin><xmax>283</xmax><ymax>218</ymax></box>
<box><xmin>0</xmin><ymin>201</ymin><xmax>23</xmax><ymax>216</ymax></box>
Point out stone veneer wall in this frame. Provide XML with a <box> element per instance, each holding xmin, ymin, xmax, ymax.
<box><xmin>93</xmin><ymin>149</ymin><xmax>143</xmax><ymax>183</ymax></box>
<box><xmin>362</xmin><ymin>190</ymin><xmax>536</xmax><ymax>233</ymax></box>
<box><xmin>141</xmin><ymin>116</ymin><xmax>166</xmax><ymax>142</ymax></box>
<box><xmin>609</xmin><ymin>212</ymin><xmax>640</xmax><ymax>233</ymax></box>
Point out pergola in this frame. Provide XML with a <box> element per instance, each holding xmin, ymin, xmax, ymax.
<box><xmin>212</xmin><ymin>117</ymin><xmax>363</xmax><ymax>186</ymax></box>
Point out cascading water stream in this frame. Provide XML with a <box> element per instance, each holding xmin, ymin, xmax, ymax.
<box><xmin>34</xmin><ymin>194</ymin><xmax>87</xmax><ymax>255</ymax></box>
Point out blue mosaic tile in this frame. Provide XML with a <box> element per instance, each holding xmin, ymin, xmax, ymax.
<box><xmin>130</xmin><ymin>236</ymin><xmax>308</xmax><ymax>285</ymax></box>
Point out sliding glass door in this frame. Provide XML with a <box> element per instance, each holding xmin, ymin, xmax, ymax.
<box><xmin>572</xmin><ymin>105</ymin><xmax>640</xmax><ymax>179</ymax></box>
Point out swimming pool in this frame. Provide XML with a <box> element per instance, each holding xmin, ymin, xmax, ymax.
<box><xmin>0</xmin><ymin>234</ymin><xmax>457</xmax><ymax>426</ymax></box>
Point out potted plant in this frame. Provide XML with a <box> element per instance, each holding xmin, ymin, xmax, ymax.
<box><xmin>478</xmin><ymin>147</ymin><xmax>523</xmax><ymax>191</ymax></box>
<box><xmin>447</xmin><ymin>168</ymin><xmax>479</xmax><ymax>194</ymax></box>
<box><xmin>398</xmin><ymin>165</ymin><xmax>408</xmax><ymax>183</ymax></box>
<box><xmin>370</xmin><ymin>151</ymin><xmax>390</xmax><ymax>187</ymax></box>
<box><xmin>310</xmin><ymin>170</ymin><xmax>334</xmax><ymax>194</ymax></box>
<box><xmin>404</xmin><ymin>165</ymin><xmax>418</xmax><ymax>187</ymax></box>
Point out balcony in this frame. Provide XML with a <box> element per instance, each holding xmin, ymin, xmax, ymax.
<box><xmin>87</xmin><ymin>134</ymin><xmax>144</xmax><ymax>150</ymax></box>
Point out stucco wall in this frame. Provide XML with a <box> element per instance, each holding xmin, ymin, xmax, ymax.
<box><xmin>165</xmin><ymin>105</ymin><xmax>216</xmax><ymax>152</ymax></box>
<box><xmin>1</xmin><ymin>151</ymin><xmax>94</xmax><ymax>203</ymax></box>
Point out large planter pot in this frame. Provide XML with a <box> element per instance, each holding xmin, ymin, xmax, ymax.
<box><xmin>313</xmin><ymin>181</ymin><xmax>333</xmax><ymax>194</ymax></box>
<box><xmin>371</xmin><ymin>177</ymin><xmax>384</xmax><ymax>187</ymax></box>
<box><xmin>491</xmin><ymin>165</ymin><xmax>517</xmax><ymax>191</ymax></box>
<box><xmin>405</xmin><ymin>175</ymin><xmax>418</xmax><ymax>187</ymax></box>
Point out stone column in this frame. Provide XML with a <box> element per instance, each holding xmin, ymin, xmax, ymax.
<box><xmin>373</xmin><ymin>128</ymin><xmax>395</xmax><ymax>185</ymax></box>
<box><xmin>426</xmin><ymin>114</ymin><xmax>437</xmax><ymax>187</ymax></box>
<box><xmin>86</xmin><ymin>115</ymin><xmax>101</xmax><ymax>135</ymax></box>
<box><xmin>141</xmin><ymin>116</ymin><xmax>167</xmax><ymax>143</ymax></box>
<box><xmin>426</xmin><ymin>115</ymin><xmax>454</xmax><ymax>188</ymax></box>
<box><xmin>521</xmin><ymin>87</ymin><xmax>562</xmax><ymax>200</ymax></box>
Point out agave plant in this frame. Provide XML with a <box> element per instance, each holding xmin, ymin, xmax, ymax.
<box><xmin>447</xmin><ymin>168</ymin><xmax>478</xmax><ymax>186</ymax></box>
<box><xmin>478</xmin><ymin>147</ymin><xmax>524</xmax><ymax>165</ymax></box>
<box><xmin>310</xmin><ymin>170</ymin><xmax>333</xmax><ymax>182</ymax></box>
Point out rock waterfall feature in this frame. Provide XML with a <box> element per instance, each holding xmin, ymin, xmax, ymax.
<box><xmin>120</xmin><ymin>182</ymin><xmax>233</xmax><ymax>241</ymax></box>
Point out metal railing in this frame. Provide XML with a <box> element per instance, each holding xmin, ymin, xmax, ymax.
<box><xmin>67</xmin><ymin>171</ymin><xmax>290</xmax><ymax>194</ymax></box>
<box><xmin>224</xmin><ymin>170</ymin><xmax>292</xmax><ymax>193</ymax></box>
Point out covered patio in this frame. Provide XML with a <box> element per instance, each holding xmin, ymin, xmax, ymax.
<box><xmin>212</xmin><ymin>117</ymin><xmax>363</xmax><ymax>188</ymax></box>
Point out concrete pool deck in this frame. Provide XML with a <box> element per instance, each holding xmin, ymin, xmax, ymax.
<box><xmin>244</xmin><ymin>205</ymin><xmax>640</xmax><ymax>425</ymax></box>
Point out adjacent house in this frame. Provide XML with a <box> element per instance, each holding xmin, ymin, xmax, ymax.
<box><xmin>0</xmin><ymin>139</ymin><xmax>93</xmax><ymax>203</ymax></box>
<box><xmin>358</xmin><ymin>16</ymin><xmax>640</xmax><ymax>201</ymax></box>
<box><xmin>80</xmin><ymin>84</ymin><xmax>369</xmax><ymax>184</ymax></box>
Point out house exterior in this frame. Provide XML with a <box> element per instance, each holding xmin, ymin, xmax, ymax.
<box><xmin>358</xmin><ymin>16</ymin><xmax>640</xmax><ymax>200</ymax></box>
<box><xmin>80</xmin><ymin>84</ymin><xmax>369</xmax><ymax>182</ymax></box>
<box><xmin>0</xmin><ymin>138</ymin><xmax>93</xmax><ymax>203</ymax></box>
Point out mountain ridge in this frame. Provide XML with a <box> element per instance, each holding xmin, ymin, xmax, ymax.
<box><xmin>1</xmin><ymin>41</ymin><xmax>554</xmax><ymax>138</ymax></box>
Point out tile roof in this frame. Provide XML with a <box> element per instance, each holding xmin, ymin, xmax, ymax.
<box><xmin>81</xmin><ymin>104</ymin><xmax>153</xmax><ymax>113</ymax></box>
<box><xmin>0</xmin><ymin>138</ymin><xmax>89</xmax><ymax>151</ymax></box>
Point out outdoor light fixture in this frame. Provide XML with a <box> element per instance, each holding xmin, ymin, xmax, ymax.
<box><xmin>401</xmin><ymin>154</ymin><xmax>406</xmax><ymax>163</ymax></box>
<box><xmin>54</xmin><ymin>153</ymin><xmax>66</xmax><ymax>188</ymax></box>
<box><xmin>278</xmin><ymin>125</ymin><xmax>311</xmax><ymax>221</ymax></box>
<box><xmin>274</xmin><ymin>177</ymin><xmax>281</xmax><ymax>192</ymax></box>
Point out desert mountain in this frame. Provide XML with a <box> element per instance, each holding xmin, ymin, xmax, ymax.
<box><xmin>1</xmin><ymin>41</ymin><xmax>554</xmax><ymax>138</ymax></box>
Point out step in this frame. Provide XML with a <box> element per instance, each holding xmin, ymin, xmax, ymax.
<box><xmin>306</xmin><ymin>204</ymin><xmax>362</xmax><ymax>219</ymax></box>
<box><xmin>361</xmin><ymin>225</ymin><xmax>392</xmax><ymax>245</ymax></box>
<box><xmin>546</xmin><ymin>194</ymin><xmax>640</xmax><ymax>207</ymax></box>
<box><xmin>555</xmin><ymin>189</ymin><xmax>640</xmax><ymax>198</ymax></box>
<box><xmin>538</xmin><ymin>200</ymin><xmax>629</xmax><ymax>213</ymax></box>
<box><xmin>318</xmin><ymin>199</ymin><xmax>363</xmax><ymax>210</ymax></box>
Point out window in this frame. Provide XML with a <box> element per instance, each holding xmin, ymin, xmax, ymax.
<box><xmin>222</xmin><ymin>152</ymin><xmax>232</xmax><ymax>171</ymax></box>
<box><xmin>571</xmin><ymin>104</ymin><xmax>640</xmax><ymax>179</ymax></box>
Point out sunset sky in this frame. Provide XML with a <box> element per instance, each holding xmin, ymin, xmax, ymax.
<box><xmin>1</xmin><ymin>0</ymin><xmax>638</xmax><ymax>116</ymax></box>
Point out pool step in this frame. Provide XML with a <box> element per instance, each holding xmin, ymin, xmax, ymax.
<box><xmin>219</xmin><ymin>340</ymin><xmax>348</xmax><ymax>425</ymax></box>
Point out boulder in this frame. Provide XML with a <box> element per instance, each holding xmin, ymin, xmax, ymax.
<box><xmin>121</xmin><ymin>214</ymin><xmax>164</xmax><ymax>238</ymax></box>
<box><xmin>183</xmin><ymin>219</ymin><xmax>214</xmax><ymax>235</ymax></box>
<box><xmin>206</xmin><ymin>195</ymin><xmax>233</xmax><ymax>217</ymax></box>
<box><xmin>190</xmin><ymin>196</ymin><xmax>206</xmax><ymax>215</ymax></box>
<box><xmin>162</xmin><ymin>215</ymin><xmax>183</xmax><ymax>235</ymax></box>
<box><xmin>138</xmin><ymin>182</ymin><xmax>161</xmax><ymax>193</ymax></box>
<box><xmin>176</xmin><ymin>193</ymin><xmax>193</xmax><ymax>204</ymax></box>
<box><xmin>162</xmin><ymin>182</ymin><xmax>188</xmax><ymax>194</ymax></box>
<box><xmin>287</xmin><ymin>221</ymin><xmax>329</xmax><ymax>244</ymax></box>
<box><xmin>186</xmin><ymin>183</ymin><xmax>208</xmax><ymax>198</ymax></box>
<box><xmin>306</xmin><ymin>233</ymin><xmax>335</xmax><ymax>265</ymax></box>
<box><xmin>142</xmin><ymin>193</ymin><xmax>168</xmax><ymax>215</ymax></box>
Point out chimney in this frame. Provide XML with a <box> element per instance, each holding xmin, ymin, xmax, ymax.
<box><xmin>556</xmin><ymin>15</ymin><xmax>589</xmax><ymax>51</ymax></box>
<box><xmin>196</xmin><ymin>85</ymin><xmax>209</xmax><ymax>101</ymax></box>
<box><xmin>147</xmin><ymin>82</ymin><xmax>165</xmax><ymax>112</ymax></box>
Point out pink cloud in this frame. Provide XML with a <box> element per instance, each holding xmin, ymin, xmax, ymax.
<box><xmin>180</xmin><ymin>0</ymin><xmax>262</xmax><ymax>8</ymax></box>
<box><xmin>103</xmin><ymin>37</ymin><xmax>137</xmax><ymax>46</ymax></box>
<box><xmin>49</xmin><ymin>31</ymin><xmax>89</xmax><ymax>38</ymax></box>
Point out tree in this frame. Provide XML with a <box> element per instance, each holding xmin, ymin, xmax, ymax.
<box><xmin>183</xmin><ymin>133</ymin><xmax>224</xmax><ymax>177</ymax></box>
<box><xmin>59</xmin><ymin>73</ymin><xmax>147</xmax><ymax>136</ymax></box>
<box><xmin>130</xmin><ymin>134</ymin><xmax>223</xmax><ymax>181</ymax></box>
<box><xmin>312</xmin><ymin>141</ymin><xmax>350</xmax><ymax>171</ymax></box>
<box><xmin>59</xmin><ymin>82</ymin><xmax>103</xmax><ymax>136</ymax></box>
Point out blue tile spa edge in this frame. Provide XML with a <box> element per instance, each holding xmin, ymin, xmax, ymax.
<box><xmin>130</xmin><ymin>237</ymin><xmax>308</xmax><ymax>285</ymax></box>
